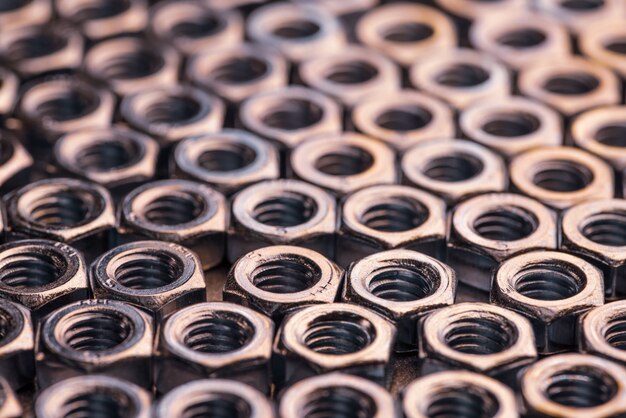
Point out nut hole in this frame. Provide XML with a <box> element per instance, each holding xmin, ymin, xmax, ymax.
<box><xmin>142</xmin><ymin>191</ymin><xmax>206</xmax><ymax>226</ymax></box>
<box><xmin>605</xmin><ymin>38</ymin><xmax>626</xmax><ymax>54</ymax></box>
<box><xmin>181</xmin><ymin>394</ymin><xmax>252</xmax><ymax>418</ymax></box>
<box><xmin>211</xmin><ymin>56</ymin><xmax>269</xmax><ymax>84</ymax></box>
<box><xmin>435</xmin><ymin>64</ymin><xmax>490</xmax><ymax>87</ymax></box>
<box><xmin>303</xmin><ymin>312</ymin><xmax>376</xmax><ymax>355</ymax></box>
<box><xmin>545</xmin><ymin>366</ymin><xmax>617</xmax><ymax>408</ymax></box>
<box><xmin>532</xmin><ymin>160</ymin><xmax>594</xmax><ymax>192</ymax></box>
<box><xmin>481</xmin><ymin>112</ymin><xmax>541</xmax><ymax>137</ymax></box>
<box><xmin>181</xmin><ymin>312</ymin><xmax>254</xmax><ymax>353</ymax></box>
<box><xmin>99</xmin><ymin>49</ymin><xmax>164</xmax><ymax>80</ymax></box>
<box><xmin>170</xmin><ymin>13</ymin><xmax>224</xmax><ymax>39</ymax></box>
<box><xmin>251</xmin><ymin>191</ymin><xmax>318</xmax><ymax>227</ymax></box>
<box><xmin>75</xmin><ymin>139</ymin><xmax>141</xmax><ymax>172</ymax></box>
<box><xmin>359</xmin><ymin>196</ymin><xmax>429</xmax><ymax>233</ymax></box>
<box><xmin>60</xmin><ymin>310</ymin><xmax>133</xmax><ymax>352</ymax></box>
<box><xmin>496</xmin><ymin>29</ymin><xmax>547</xmax><ymax>48</ymax></box>
<box><xmin>272</xmin><ymin>20</ymin><xmax>320</xmax><ymax>39</ymax></box>
<box><xmin>0</xmin><ymin>251</ymin><xmax>67</xmax><ymax>288</ymax></box>
<box><xmin>113</xmin><ymin>250</ymin><xmax>184</xmax><ymax>290</ymax></box>
<box><xmin>314</xmin><ymin>146</ymin><xmax>374</xmax><ymax>176</ymax></box>
<box><xmin>35</xmin><ymin>87</ymin><xmax>100</xmax><ymax>122</ymax></box>
<box><xmin>423</xmin><ymin>153</ymin><xmax>484</xmax><ymax>182</ymax></box>
<box><xmin>543</xmin><ymin>73</ymin><xmax>600</xmax><ymax>95</ymax></box>
<box><xmin>302</xmin><ymin>387</ymin><xmax>377</xmax><ymax>418</ymax></box>
<box><xmin>261</xmin><ymin>98</ymin><xmax>323</xmax><ymax>131</ymax></box>
<box><xmin>325</xmin><ymin>61</ymin><xmax>380</xmax><ymax>85</ymax></box>
<box><xmin>144</xmin><ymin>95</ymin><xmax>202</xmax><ymax>125</ymax></box>
<box><xmin>375</xmin><ymin>106</ymin><xmax>433</xmax><ymax>131</ymax></box>
<box><xmin>367</xmin><ymin>261</ymin><xmax>440</xmax><ymax>301</ymax></box>
<box><xmin>250</xmin><ymin>255</ymin><xmax>321</xmax><ymax>294</ymax></box>
<box><xmin>382</xmin><ymin>22</ymin><xmax>434</xmax><ymax>43</ymax></box>
<box><xmin>594</xmin><ymin>124</ymin><xmax>626</xmax><ymax>147</ymax></box>
<box><xmin>560</xmin><ymin>0</ymin><xmax>604</xmax><ymax>10</ymax></box>
<box><xmin>472</xmin><ymin>206</ymin><xmax>538</xmax><ymax>241</ymax></box>
<box><xmin>444</xmin><ymin>316</ymin><xmax>517</xmax><ymax>355</ymax></box>
<box><xmin>426</xmin><ymin>386</ymin><xmax>499</xmax><ymax>418</ymax></box>
<box><xmin>197</xmin><ymin>142</ymin><xmax>257</xmax><ymax>172</ymax></box>
<box><xmin>604</xmin><ymin>316</ymin><xmax>626</xmax><ymax>350</ymax></box>
<box><xmin>26</xmin><ymin>189</ymin><xmax>101</xmax><ymax>227</ymax></box>
<box><xmin>580</xmin><ymin>210</ymin><xmax>626</xmax><ymax>246</ymax></box>
<box><xmin>61</xmin><ymin>390</ymin><xmax>136</xmax><ymax>418</ymax></box>
<box><xmin>0</xmin><ymin>306</ymin><xmax>17</xmax><ymax>342</ymax></box>
<box><xmin>7</xmin><ymin>29</ymin><xmax>68</xmax><ymax>60</ymax></box>
<box><xmin>513</xmin><ymin>263</ymin><xmax>585</xmax><ymax>301</ymax></box>
<box><xmin>69</xmin><ymin>0</ymin><xmax>131</xmax><ymax>20</ymax></box>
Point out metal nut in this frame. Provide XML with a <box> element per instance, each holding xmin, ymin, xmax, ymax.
<box><xmin>0</xmin><ymin>378</ymin><xmax>21</xmax><ymax>418</ymax></box>
<box><xmin>491</xmin><ymin>250</ymin><xmax>604</xmax><ymax>353</ymax></box>
<box><xmin>0</xmin><ymin>0</ymin><xmax>51</xmax><ymax>32</ymax></box>
<box><xmin>571</xmin><ymin>106</ymin><xmax>626</xmax><ymax>171</ymax></box>
<box><xmin>435</xmin><ymin>0</ymin><xmax>525</xmax><ymax>21</ymax></box>
<box><xmin>0</xmin><ymin>67</ymin><xmax>18</xmax><ymax>119</ymax></box>
<box><xmin>156</xmin><ymin>302</ymin><xmax>273</xmax><ymax>393</ymax></box>
<box><xmin>580</xmin><ymin>21</ymin><xmax>626</xmax><ymax>79</ymax></box>
<box><xmin>291</xmin><ymin>0</ymin><xmax>378</xmax><ymax>17</ymax></box>
<box><xmin>580</xmin><ymin>301</ymin><xmax>626</xmax><ymax>368</ymax></box>
<box><xmin>535</xmin><ymin>0</ymin><xmax>625</xmax><ymax>34</ymax></box>
<box><xmin>0</xmin><ymin>299</ymin><xmax>34</xmax><ymax>390</ymax></box>
<box><xmin>0</xmin><ymin>130</ymin><xmax>32</xmax><ymax>194</ymax></box>
<box><xmin>36</xmin><ymin>299</ymin><xmax>153</xmax><ymax>388</ymax></box>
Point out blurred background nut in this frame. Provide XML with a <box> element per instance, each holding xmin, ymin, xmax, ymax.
<box><xmin>337</xmin><ymin>185</ymin><xmax>446</xmax><ymax>267</ymax></box>
<box><xmin>343</xmin><ymin>249</ymin><xmax>456</xmax><ymax>351</ymax></box>
<box><xmin>492</xmin><ymin>250</ymin><xmax>604</xmax><ymax>354</ymax></box>
<box><xmin>401</xmin><ymin>139</ymin><xmax>507</xmax><ymax>206</ymax></box>
<box><xmin>205</xmin><ymin>0</ymin><xmax>265</xmax><ymax>11</ymax></box>
<box><xmin>580</xmin><ymin>301</ymin><xmax>626</xmax><ymax>368</ymax></box>
<box><xmin>291</xmin><ymin>0</ymin><xmax>379</xmax><ymax>17</ymax></box>
<box><xmin>274</xmin><ymin>303</ymin><xmax>396</xmax><ymax>388</ymax></box>
<box><xmin>580</xmin><ymin>22</ymin><xmax>626</xmax><ymax>80</ymax></box>
<box><xmin>0</xmin><ymin>299</ymin><xmax>34</xmax><ymax>389</ymax></box>
<box><xmin>290</xmin><ymin>133</ymin><xmax>396</xmax><ymax>197</ymax></box>
<box><xmin>0</xmin><ymin>130</ymin><xmax>32</xmax><ymax>194</ymax></box>
<box><xmin>0</xmin><ymin>67</ymin><xmax>18</xmax><ymax>119</ymax></box>
<box><xmin>228</xmin><ymin>180</ymin><xmax>335</xmax><ymax>262</ymax></box>
<box><xmin>435</xmin><ymin>0</ymin><xmax>525</xmax><ymax>22</ymax></box>
<box><xmin>156</xmin><ymin>302</ymin><xmax>273</xmax><ymax>394</ymax></box>
<box><xmin>571</xmin><ymin>106</ymin><xmax>626</xmax><ymax>171</ymax></box>
<box><xmin>535</xmin><ymin>0</ymin><xmax>625</xmax><ymax>34</ymax></box>
<box><xmin>0</xmin><ymin>378</ymin><xmax>21</xmax><ymax>418</ymax></box>
<box><xmin>91</xmin><ymin>241</ymin><xmax>206</xmax><ymax>318</ymax></box>
<box><xmin>0</xmin><ymin>0</ymin><xmax>51</xmax><ymax>32</ymax></box>
<box><xmin>36</xmin><ymin>299</ymin><xmax>153</xmax><ymax>388</ymax></box>
<box><xmin>173</xmin><ymin>130</ymin><xmax>280</xmax><ymax>196</ymax></box>
<box><xmin>119</xmin><ymin>179</ymin><xmax>227</xmax><ymax>270</ymax></box>
<box><xmin>224</xmin><ymin>245</ymin><xmax>342</xmax><ymax>320</ymax></box>
<box><xmin>448</xmin><ymin>193</ymin><xmax>557</xmax><ymax>291</ymax></box>
<box><xmin>351</xmin><ymin>90</ymin><xmax>454</xmax><ymax>152</ymax></box>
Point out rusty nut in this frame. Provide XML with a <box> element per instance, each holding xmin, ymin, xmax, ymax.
<box><xmin>0</xmin><ymin>378</ymin><xmax>21</xmax><ymax>418</ymax></box>
<box><xmin>0</xmin><ymin>0</ymin><xmax>51</xmax><ymax>32</ymax></box>
<box><xmin>36</xmin><ymin>299</ymin><xmax>153</xmax><ymax>388</ymax></box>
<box><xmin>580</xmin><ymin>21</ymin><xmax>626</xmax><ymax>80</ymax></box>
<box><xmin>580</xmin><ymin>301</ymin><xmax>626</xmax><ymax>368</ymax></box>
<box><xmin>0</xmin><ymin>299</ymin><xmax>34</xmax><ymax>390</ymax></box>
<box><xmin>535</xmin><ymin>0</ymin><xmax>625</xmax><ymax>34</ymax></box>
<box><xmin>0</xmin><ymin>67</ymin><xmax>18</xmax><ymax>119</ymax></box>
<box><xmin>0</xmin><ymin>130</ymin><xmax>33</xmax><ymax>194</ymax></box>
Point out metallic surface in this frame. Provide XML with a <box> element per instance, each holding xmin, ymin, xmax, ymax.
<box><xmin>580</xmin><ymin>301</ymin><xmax>626</xmax><ymax>367</ymax></box>
<box><xmin>0</xmin><ymin>300</ymin><xmax>33</xmax><ymax>390</ymax></box>
<box><xmin>571</xmin><ymin>106</ymin><xmax>626</xmax><ymax>171</ymax></box>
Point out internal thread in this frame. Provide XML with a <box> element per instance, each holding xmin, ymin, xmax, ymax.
<box><xmin>61</xmin><ymin>390</ymin><xmax>135</xmax><ymax>418</ymax></box>
<box><xmin>560</xmin><ymin>0</ymin><xmax>604</xmax><ymax>10</ymax></box>
<box><xmin>144</xmin><ymin>95</ymin><xmax>202</xmax><ymax>125</ymax></box>
<box><xmin>532</xmin><ymin>160</ymin><xmax>594</xmax><ymax>192</ymax></box>
<box><xmin>170</xmin><ymin>13</ymin><xmax>224</xmax><ymax>39</ymax></box>
<box><xmin>142</xmin><ymin>191</ymin><xmax>206</xmax><ymax>226</ymax></box>
<box><xmin>359</xmin><ymin>197</ymin><xmax>429</xmax><ymax>232</ymax></box>
<box><xmin>302</xmin><ymin>312</ymin><xmax>376</xmax><ymax>355</ymax></box>
<box><xmin>472</xmin><ymin>206</ymin><xmax>538</xmax><ymax>241</ymax></box>
<box><xmin>70</xmin><ymin>0</ymin><xmax>130</xmax><ymax>20</ymax></box>
<box><xmin>27</xmin><ymin>189</ymin><xmax>99</xmax><ymax>226</ymax></box>
<box><xmin>211</xmin><ymin>56</ymin><xmax>269</xmax><ymax>84</ymax></box>
<box><xmin>0</xmin><ymin>307</ymin><xmax>17</xmax><ymax>343</ymax></box>
<box><xmin>314</xmin><ymin>146</ymin><xmax>374</xmax><ymax>176</ymax></box>
<box><xmin>543</xmin><ymin>73</ymin><xmax>600</xmax><ymax>95</ymax></box>
<box><xmin>481</xmin><ymin>112</ymin><xmax>541</xmax><ymax>137</ymax></box>
<box><xmin>444</xmin><ymin>316</ymin><xmax>516</xmax><ymax>355</ymax></box>
<box><xmin>7</xmin><ymin>30</ymin><xmax>67</xmax><ymax>60</ymax></box>
<box><xmin>100</xmin><ymin>49</ymin><xmax>164</xmax><ymax>80</ymax></box>
<box><xmin>595</xmin><ymin>124</ymin><xmax>626</xmax><ymax>147</ymax></box>
<box><xmin>250</xmin><ymin>256</ymin><xmax>321</xmax><ymax>294</ymax></box>
<box><xmin>513</xmin><ymin>263</ymin><xmax>585</xmax><ymax>301</ymax></box>
<box><xmin>113</xmin><ymin>251</ymin><xmax>184</xmax><ymax>290</ymax></box>
<box><xmin>325</xmin><ymin>61</ymin><xmax>380</xmax><ymax>85</ymax></box>
<box><xmin>36</xmin><ymin>88</ymin><xmax>100</xmax><ymax>122</ymax></box>
<box><xmin>262</xmin><ymin>98</ymin><xmax>323</xmax><ymax>131</ymax></box>
<box><xmin>61</xmin><ymin>311</ymin><xmax>133</xmax><ymax>352</ymax></box>
<box><xmin>197</xmin><ymin>143</ymin><xmax>257</xmax><ymax>172</ymax></box>
<box><xmin>272</xmin><ymin>20</ymin><xmax>320</xmax><ymax>39</ymax></box>
<box><xmin>251</xmin><ymin>191</ymin><xmax>318</xmax><ymax>227</ymax></box>
<box><xmin>604</xmin><ymin>316</ymin><xmax>626</xmax><ymax>350</ymax></box>
<box><xmin>75</xmin><ymin>140</ymin><xmax>140</xmax><ymax>172</ymax></box>
<box><xmin>423</xmin><ymin>153</ymin><xmax>484</xmax><ymax>182</ymax></box>
<box><xmin>367</xmin><ymin>261</ymin><xmax>440</xmax><ymax>302</ymax></box>
<box><xmin>546</xmin><ymin>367</ymin><xmax>617</xmax><ymax>408</ymax></box>
<box><xmin>181</xmin><ymin>395</ymin><xmax>251</xmax><ymax>418</ymax></box>
<box><xmin>181</xmin><ymin>313</ymin><xmax>254</xmax><ymax>353</ymax></box>
<box><xmin>496</xmin><ymin>29</ymin><xmax>547</xmax><ymax>48</ymax></box>
<box><xmin>383</xmin><ymin>22</ymin><xmax>434</xmax><ymax>43</ymax></box>
<box><xmin>581</xmin><ymin>211</ymin><xmax>626</xmax><ymax>246</ymax></box>
<box><xmin>426</xmin><ymin>386</ymin><xmax>499</xmax><ymax>418</ymax></box>
<box><xmin>435</xmin><ymin>64</ymin><xmax>490</xmax><ymax>87</ymax></box>
<box><xmin>375</xmin><ymin>106</ymin><xmax>433</xmax><ymax>131</ymax></box>
<box><xmin>0</xmin><ymin>0</ymin><xmax>29</xmax><ymax>12</ymax></box>
<box><xmin>302</xmin><ymin>387</ymin><xmax>377</xmax><ymax>418</ymax></box>
<box><xmin>0</xmin><ymin>251</ymin><xmax>67</xmax><ymax>288</ymax></box>
<box><xmin>606</xmin><ymin>38</ymin><xmax>626</xmax><ymax>54</ymax></box>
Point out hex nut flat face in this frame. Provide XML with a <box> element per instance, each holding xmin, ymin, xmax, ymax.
<box><xmin>0</xmin><ymin>377</ymin><xmax>22</xmax><ymax>418</ymax></box>
<box><xmin>581</xmin><ymin>301</ymin><xmax>626</xmax><ymax>367</ymax></box>
<box><xmin>0</xmin><ymin>0</ymin><xmax>51</xmax><ymax>32</ymax></box>
<box><xmin>535</xmin><ymin>0</ymin><xmax>625</xmax><ymax>34</ymax></box>
<box><xmin>571</xmin><ymin>106</ymin><xmax>626</xmax><ymax>171</ymax></box>
<box><xmin>0</xmin><ymin>67</ymin><xmax>18</xmax><ymax>117</ymax></box>
<box><xmin>0</xmin><ymin>300</ymin><xmax>34</xmax><ymax>390</ymax></box>
<box><xmin>0</xmin><ymin>130</ymin><xmax>32</xmax><ymax>192</ymax></box>
<box><xmin>580</xmin><ymin>22</ymin><xmax>626</xmax><ymax>79</ymax></box>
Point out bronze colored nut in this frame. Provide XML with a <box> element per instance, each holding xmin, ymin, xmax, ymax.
<box><xmin>337</xmin><ymin>185</ymin><xmax>447</xmax><ymax>267</ymax></box>
<box><xmin>228</xmin><ymin>180</ymin><xmax>336</xmax><ymax>262</ymax></box>
<box><xmin>492</xmin><ymin>250</ymin><xmax>604</xmax><ymax>354</ymax></box>
<box><xmin>0</xmin><ymin>0</ymin><xmax>51</xmax><ymax>32</ymax></box>
<box><xmin>36</xmin><ymin>299</ymin><xmax>153</xmax><ymax>388</ymax></box>
<box><xmin>173</xmin><ymin>129</ymin><xmax>280</xmax><ymax>195</ymax></box>
<box><xmin>343</xmin><ymin>249</ymin><xmax>456</xmax><ymax>350</ymax></box>
<box><xmin>91</xmin><ymin>240</ymin><xmax>206</xmax><ymax>318</ymax></box>
<box><xmin>535</xmin><ymin>0</ymin><xmax>625</xmax><ymax>34</ymax></box>
<box><xmin>401</xmin><ymin>139</ymin><xmax>507</xmax><ymax>206</ymax></box>
<box><xmin>119</xmin><ymin>179</ymin><xmax>227</xmax><ymax>270</ymax></box>
<box><xmin>84</xmin><ymin>37</ymin><xmax>180</xmax><ymax>97</ymax></box>
<box><xmin>156</xmin><ymin>379</ymin><xmax>275</xmax><ymax>418</ymax></box>
<box><xmin>35</xmin><ymin>375</ymin><xmax>152</xmax><ymax>418</ymax></box>
<box><xmin>239</xmin><ymin>86</ymin><xmax>342</xmax><ymax>151</ymax></box>
<box><xmin>292</xmin><ymin>0</ymin><xmax>379</xmax><ymax>16</ymax></box>
<box><xmin>274</xmin><ymin>303</ymin><xmax>396</xmax><ymax>388</ymax></box>
<box><xmin>299</xmin><ymin>46</ymin><xmax>400</xmax><ymax>107</ymax></box>
<box><xmin>580</xmin><ymin>301</ymin><xmax>626</xmax><ymax>367</ymax></box>
<box><xmin>0</xmin><ymin>378</ymin><xmax>21</xmax><ymax>418</ymax></box>
<box><xmin>279</xmin><ymin>373</ymin><xmax>396</xmax><ymax>418</ymax></box>
<box><xmin>435</xmin><ymin>0</ymin><xmax>525</xmax><ymax>21</ymax></box>
<box><xmin>352</xmin><ymin>90</ymin><xmax>454</xmax><ymax>152</ymax></box>
<box><xmin>224</xmin><ymin>245</ymin><xmax>343</xmax><ymax>319</ymax></box>
<box><xmin>150</xmin><ymin>0</ymin><xmax>243</xmax><ymax>56</ymax></box>
<box><xmin>448</xmin><ymin>193</ymin><xmax>557</xmax><ymax>291</ymax></box>
<box><xmin>188</xmin><ymin>43</ymin><xmax>288</xmax><ymax>105</ymax></box>
<box><xmin>290</xmin><ymin>133</ymin><xmax>397</xmax><ymax>197</ymax></box>
<box><xmin>580</xmin><ymin>22</ymin><xmax>626</xmax><ymax>79</ymax></box>
<box><xmin>0</xmin><ymin>299</ymin><xmax>34</xmax><ymax>390</ymax></box>
<box><xmin>460</xmin><ymin>97</ymin><xmax>562</xmax><ymax>159</ymax></box>
<box><xmin>571</xmin><ymin>106</ymin><xmax>626</xmax><ymax>171</ymax></box>
<box><xmin>410</xmin><ymin>48</ymin><xmax>511</xmax><ymax>110</ymax></box>
<box><xmin>518</xmin><ymin>57</ymin><xmax>620</xmax><ymax>117</ymax></box>
<box><xmin>521</xmin><ymin>354</ymin><xmax>626</xmax><ymax>418</ymax></box>
<box><xmin>0</xmin><ymin>67</ymin><xmax>18</xmax><ymax>118</ymax></box>
<box><xmin>247</xmin><ymin>3</ymin><xmax>346</xmax><ymax>63</ymax></box>
<box><xmin>0</xmin><ymin>130</ymin><xmax>32</xmax><ymax>193</ymax></box>
<box><xmin>402</xmin><ymin>370</ymin><xmax>519</xmax><ymax>418</ymax></box>
<box><xmin>156</xmin><ymin>302</ymin><xmax>273</xmax><ymax>394</ymax></box>
<box><xmin>356</xmin><ymin>3</ymin><xmax>455</xmax><ymax>67</ymax></box>
<box><xmin>509</xmin><ymin>146</ymin><xmax>614</xmax><ymax>211</ymax></box>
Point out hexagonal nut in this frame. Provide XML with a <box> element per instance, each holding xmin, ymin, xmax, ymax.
<box><xmin>173</xmin><ymin>129</ymin><xmax>280</xmax><ymax>196</ymax></box>
<box><xmin>91</xmin><ymin>241</ymin><xmax>206</xmax><ymax>318</ymax></box>
<box><xmin>156</xmin><ymin>302</ymin><xmax>273</xmax><ymax>394</ymax></box>
<box><xmin>228</xmin><ymin>180</ymin><xmax>336</xmax><ymax>262</ymax></box>
<box><xmin>36</xmin><ymin>299</ymin><xmax>153</xmax><ymax>388</ymax></box>
<box><xmin>0</xmin><ymin>67</ymin><xmax>18</xmax><ymax>118</ymax></box>
<box><xmin>492</xmin><ymin>250</ymin><xmax>604</xmax><ymax>354</ymax></box>
<box><xmin>0</xmin><ymin>129</ymin><xmax>32</xmax><ymax>193</ymax></box>
<box><xmin>343</xmin><ymin>249</ymin><xmax>456</xmax><ymax>351</ymax></box>
<box><xmin>571</xmin><ymin>106</ymin><xmax>626</xmax><ymax>171</ymax></box>
<box><xmin>273</xmin><ymin>303</ymin><xmax>396</xmax><ymax>388</ymax></box>
<box><xmin>448</xmin><ymin>193</ymin><xmax>557</xmax><ymax>291</ymax></box>
<box><xmin>580</xmin><ymin>21</ymin><xmax>626</xmax><ymax>79</ymax></box>
<box><xmin>0</xmin><ymin>377</ymin><xmax>22</xmax><ymax>418</ymax></box>
<box><xmin>352</xmin><ymin>90</ymin><xmax>454</xmax><ymax>152</ymax></box>
<box><xmin>0</xmin><ymin>299</ymin><xmax>34</xmax><ymax>390</ymax></box>
<box><xmin>0</xmin><ymin>0</ymin><xmax>51</xmax><ymax>32</ymax></box>
<box><xmin>435</xmin><ymin>0</ymin><xmax>525</xmax><ymax>21</ymax></box>
<box><xmin>4</xmin><ymin>178</ymin><xmax>116</xmax><ymax>262</ymax></box>
<box><xmin>535</xmin><ymin>0</ymin><xmax>625</xmax><ymax>34</ymax></box>
<box><xmin>290</xmin><ymin>133</ymin><xmax>397</xmax><ymax>197</ymax></box>
<box><xmin>119</xmin><ymin>179</ymin><xmax>227</xmax><ymax>270</ymax></box>
<box><xmin>0</xmin><ymin>240</ymin><xmax>89</xmax><ymax>320</ymax></box>
<box><xmin>580</xmin><ymin>301</ymin><xmax>626</xmax><ymax>368</ymax></box>
<box><xmin>401</xmin><ymin>139</ymin><xmax>507</xmax><ymax>206</ymax></box>
<box><xmin>239</xmin><ymin>86</ymin><xmax>342</xmax><ymax>151</ymax></box>
<box><xmin>337</xmin><ymin>185</ymin><xmax>446</xmax><ymax>267</ymax></box>
<box><xmin>224</xmin><ymin>245</ymin><xmax>343</xmax><ymax>320</ymax></box>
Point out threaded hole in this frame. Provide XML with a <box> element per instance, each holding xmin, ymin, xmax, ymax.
<box><xmin>543</xmin><ymin>73</ymin><xmax>600</xmax><ymax>95</ymax></box>
<box><xmin>27</xmin><ymin>189</ymin><xmax>101</xmax><ymax>227</ymax></box>
<box><xmin>423</xmin><ymin>153</ymin><xmax>484</xmax><ymax>182</ymax></box>
<box><xmin>211</xmin><ymin>56</ymin><xmax>269</xmax><ymax>84</ymax></box>
<box><xmin>142</xmin><ymin>191</ymin><xmax>206</xmax><ymax>226</ymax></box>
<box><xmin>444</xmin><ymin>316</ymin><xmax>517</xmax><ymax>355</ymax></box>
<box><xmin>182</xmin><ymin>312</ymin><xmax>254</xmax><ymax>353</ymax></box>
<box><xmin>251</xmin><ymin>191</ymin><xmax>318</xmax><ymax>227</ymax></box>
<box><xmin>35</xmin><ymin>87</ymin><xmax>100</xmax><ymax>122</ymax></box>
<box><xmin>435</xmin><ymin>64</ymin><xmax>490</xmax><ymax>87</ymax></box>
<box><xmin>144</xmin><ymin>95</ymin><xmax>202</xmax><ymax>125</ymax></box>
<box><xmin>302</xmin><ymin>312</ymin><xmax>376</xmax><ymax>355</ymax></box>
<box><xmin>170</xmin><ymin>13</ymin><xmax>224</xmax><ymax>39</ymax></box>
<box><xmin>7</xmin><ymin>29</ymin><xmax>68</xmax><ymax>60</ymax></box>
<box><xmin>472</xmin><ymin>206</ymin><xmax>538</xmax><ymax>241</ymax></box>
<box><xmin>0</xmin><ymin>0</ymin><xmax>29</xmax><ymax>12</ymax></box>
<box><xmin>261</xmin><ymin>98</ymin><xmax>323</xmax><ymax>131</ymax></box>
<box><xmin>513</xmin><ymin>263</ymin><xmax>585</xmax><ymax>301</ymax></box>
<box><xmin>604</xmin><ymin>316</ymin><xmax>626</xmax><ymax>350</ymax></box>
<box><xmin>302</xmin><ymin>387</ymin><xmax>377</xmax><ymax>418</ymax></box>
<box><xmin>197</xmin><ymin>143</ymin><xmax>257</xmax><ymax>172</ymax></box>
<box><xmin>272</xmin><ymin>20</ymin><xmax>320</xmax><ymax>39</ymax></box>
<box><xmin>181</xmin><ymin>395</ymin><xmax>251</xmax><ymax>418</ymax></box>
<box><xmin>113</xmin><ymin>250</ymin><xmax>184</xmax><ymax>290</ymax></box>
<box><xmin>580</xmin><ymin>210</ymin><xmax>626</xmax><ymax>246</ymax></box>
<box><xmin>382</xmin><ymin>22</ymin><xmax>434</xmax><ymax>43</ymax></box>
<box><xmin>0</xmin><ymin>251</ymin><xmax>67</xmax><ymax>288</ymax></box>
<box><xmin>481</xmin><ymin>112</ymin><xmax>541</xmax><ymax>137</ymax></box>
<box><xmin>0</xmin><ymin>306</ymin><xmax>17</xmax><ymax>343</ymax></box>
<box><xmin>532</xmin><ymin>160</ymin><xmax>594</xmax><ymax>192</ymax></box>
<box><xmin>60</xmin><ymin>311</ymin><xmax>133</xmax><ymax>352</ymax></box>
<box><xmin>325</xmin><ymin>61</ymin><xmax>380</xmax><ymax>85</ymax></box>
<box><xmin>375</xmin><ymin>106</ymin><xmax>433</xmax><ymax>131</ymax></box>
<box><xmin>594</xmin><ymin>124</ymin><xmax>626</xmax><ymax>147</ymax></box>
<box><xmin>100</xmin><ymin>49</ymin><xmax>164</xmax><ymax>80</ymax></box>
<box><xmin>359</xmin><ymin>196</ymin><xmax>429</xmax><ymax>233</ymax></box>
<box><xmin>314</xmin><ymin>146</ymin><xmax>374</xmax><ymax>176</ymax></box>
<box><xmin>61</xmin><ymin>390</ymin><xmax>136</xmax><ymax>418</ymax></box>
<box><xmin>426</xmin><ymin>386</ymin><xmax>499</xmax><ymax>418</ymax></box>
<box><xmin>367</xmin><ymin>261</ymin><xmax>440</xmax><ymax>302</ymax></box>
<box><xmin>70</xmin><ymin>0</ymin><xmax>131</xmax><ymax>20</ymax></box>
<box><xmin>546</xmin><ymin>367</ymin><xmax>617</xmax><ymax>408</ymax></box>
<box><xmin>250</xmin><ymin>255</ymin><xmax>321</xmax><ymax>294</ymax></box>
<box><xmin>496</xmin><ymin>29</ymin><xmax>547</xmax><ymax>48</ymax></box>
<box><xmin>560</xmin><ymin>0</ymin><xmax>604</xmax><ymax>10</ymax></box>
<box><xmin>605</xmin><ymin>38</ymin><xmax>626</xmax><ymax>54</ymax></box>
<box><xmin>75</xmin><ymin>140</ymin><xmax>141</xmax><ymax>172</ymax></box>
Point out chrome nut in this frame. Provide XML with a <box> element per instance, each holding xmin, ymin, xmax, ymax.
<box><xmin>492</xmin><ymin>250</ymin><xmax>604</xmax><ymax>354</ymax></box>
<box><xmin>36</xmin><ymin>299</ymin><xmax>153</xmax><ymax>388</ymax></box>
<box><xmin>156</xmin><ymin>379</ymin><xmax>275</xmax><ymax>418</ymax></box>
<box><xmin>239</xmin><ymin>86</ymin><xmax>342</xmax><ymax>151</ymax></box>
<box><xmin>509</xmin><ymin>146</ymin><xmax>614</xmax><ymax>211</ymax></box>
<box><xmin>571</xmin><ymin>106</ymin><xmax>626</xmax><ymax>171</ymax></box>
<box><xmin>298</xmin><ymin>46</ymin><xmax>400</xmax><ymax>107</ymax></box>
<box><xmin>343</xmin><ymin>249</ymin><xmax>456</xmax><ymax>350</ymax></box>
<box><xmin>352</xmin><ymin>90</ymin><xmax>454</xmax><ymax>152</ymax></box>
<box><xmin>0</xmin><ymin>299</ymin><xmax>34</xmax><ymax>389</ymax></box>
<box><xmin>90</xmin><ymin>241</ymin><xmax>206</xmax><ymax>318</ymax></box>
<box><xmin>409</xmin><ymin>48</ymin><xmax>511</xmax><ymax>110</ymax></box>
<box><xmin>518</xmin><ymin>57</ymin><xmax>620</xmax><ymax>117</ymax></box>
<box><xmin>0</xmin><ymin>378</ymin><xmax>21</xmax><ymax>418</ymax></box>
<box><xmin>535</xmin><ymin>0</ymin><xmax>625</xmax><ymax>34</ymax></box>
<box><xmin>521</xmin><ymin>354</ymin><xmax>626</xmax><ymax>418</ymax></box>
<box><xmin>273</xmin><ymin>303</ymin><xmax>396</xmax><ymax>388</ymax></box>
<box><xmin>460</xmin><ymin>97</ymin><xmax>563</xmax><ymax>159</ymax></box>
<box><xmin>401</xmin><ymin>139</ymin><xmax>507</xmax><ymax>206</ymax></box>
<box><xmin>448</xmin><ymin>193</ymin><xmax>557</xmax><ymax>291</ymax></box>
<box><xmin>290</xmin><ymin>133</ymin><xmax>396</xmax><ymax>197</ymax></box>
<box><xmin>0</xmin><ymin>0</ymin><xmax>51</xmax><ymax>32</ymax></box>
<box><xmin>337</xmin><ymin>185</ymin><xmax>446</xmax><ymax>267</ymax></box>
<box><xmin>156</xmin><ymin>302</ymin><xmax>273</xmax><ymax>394</ymax></box>
<box><xmin>580</xmin><ymin>301</ymin><xmax>626</xmax><ymax>368</ymax></box>
<box><xmin>279</xmin><ymin>373</ymin><xmax>396</xmax><ymax>418</ymax></box>
<box><xmin>35</xmin><ymin>375</ymin><xmax>151</xmax><ymax>418</ymax></box>
<box><xmin>0</xmin><ymin>130</ymin><xmax>32</xmax><ymax>194</ymax></box>
<box><xmin>435</xmin><ymin>0</ymin><xmax>525</xmax><ymax>21</ymax></box>
<box><xmin>224</xmin><ymin>245</ymin><xmax>343</xmax><ymax>319</ymax></box>
<box><xmin>0</xmin><ymin>67</ymin><xmax>18</xmax><ymax>119</ymax></box>
<box><xmin>173</xmin><ymin>129</ymin><xmax>280</xmax><ymax>195</ymax></box>
<box><xmin>580</xmin><ymin>22</ymin><xmax>626</xmax><ymax>79</ymax></box>
<box><xmin>228</xmin><ymin>180</ymin><xmax>335</xmax><ymax>262</ymax></box>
